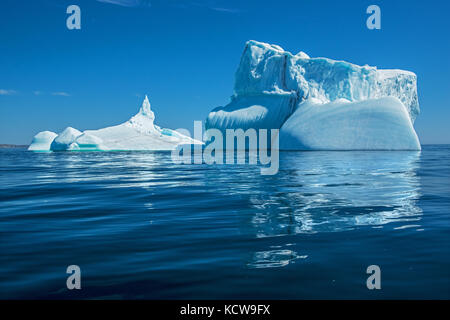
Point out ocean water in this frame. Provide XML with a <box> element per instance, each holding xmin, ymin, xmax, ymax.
<box><xmin>0</xmin><ymin>145</ymin><xmax>449</xmax><ymax>299</ymax></box>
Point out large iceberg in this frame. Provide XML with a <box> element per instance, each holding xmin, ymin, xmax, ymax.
<box><xmin>28</xmin><ymin>96</ymin><xmax>202</xmax><ymax>152</ymax></box>
<box><xmin>206</xmin><ymin>40</ymin><xmax>421</xmax><ymax>150</ymax></box>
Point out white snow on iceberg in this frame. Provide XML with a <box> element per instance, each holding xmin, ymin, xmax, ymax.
<box><xmin>206</xmin><ymin>40</ymin><xmax>421</xmax><ymax>150</ymax></box>
<box><xmin>29</xmin><ymin>95</ymin><xmax>202</xmax><ymax>152</ymax></box>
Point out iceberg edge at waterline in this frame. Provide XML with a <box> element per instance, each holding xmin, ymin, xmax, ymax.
<box><xmin>28</xmin><ymin>96</ymin><xmax>203</xmax><ymax>152</ymax></box>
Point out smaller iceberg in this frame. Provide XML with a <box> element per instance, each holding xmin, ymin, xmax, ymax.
<box><xmin>27</xmin><ymin>131</ymin><xmax>58</xmax><ymax>151</ymax></box>
<box><xmin>50</xmin><ymin>127</ymin><xmax>82</xmax><ymax>151</ymax></box>
<box><xmin>28</xmin><ymin>95</ymin><xmax>202</xmax><ymax>152</ymax></box>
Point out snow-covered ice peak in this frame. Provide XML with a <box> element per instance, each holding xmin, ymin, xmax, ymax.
<box><xmin>127</xmin><ymin>95</ymin><xmax>157</xmax><ymax>134</ymax></box>
<box><xmin>295</xmin><ymin>51</ymin><xmax>310</xmax><ymax>59</ymax></box>
<box><xmin>139</xmin><ymin>95</ymin><xmax>153</xmax><ymax>116</ymax></box>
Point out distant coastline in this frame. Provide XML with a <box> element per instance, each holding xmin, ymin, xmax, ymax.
<box><xmin>0</xmin><ymin>144</ymin><xmax>28</xmax><ymax>149</ymax></box>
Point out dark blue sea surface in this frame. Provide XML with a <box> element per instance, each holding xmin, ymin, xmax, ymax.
<box><xmin>0</xmin><ymin>146</ymin><xmax>449</xmax><ymax>299</ymax></box>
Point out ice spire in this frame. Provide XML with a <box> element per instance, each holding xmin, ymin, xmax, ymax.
<box><xmin>140</xmin><ymin>95</ymin><xmax>152</xmax><ymax>116</ymax></box>
<box><xmin>127</xmin><ymin>94</ymin><xmax>157</xmax><ymax>132</ymax></box>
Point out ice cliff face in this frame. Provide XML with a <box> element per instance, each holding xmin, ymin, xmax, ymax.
<box><xmin>206</xmin><ymin>40</ymin><xmax>421</xmax><ymax>150</ymax></box>
<box><xmin>29</xmin><ymin>96</ymin><xmax>202</xmax><ymax>151</ymax></box>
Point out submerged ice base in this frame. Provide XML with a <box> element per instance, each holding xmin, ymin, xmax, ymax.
<box><xmin>206</xmin><ymin>40</ymin><xmax>421</xmax><ymax>150</ymax></box>
<box><xmin>29</xmin><ymin>96</ymin><xmax>202</xmax><ymax>152</ymax></box>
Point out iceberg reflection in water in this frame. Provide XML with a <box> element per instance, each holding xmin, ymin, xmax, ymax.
<box><xmin>246</xmin><ymin>151</ymin><xmax>422</xmax><ymax>238</ymax></box>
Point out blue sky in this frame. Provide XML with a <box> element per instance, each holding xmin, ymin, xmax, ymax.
<box><xmin>0</xmin><ymin>0</ymin><xmax>449</xmax><ymax>144</ymax></box>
